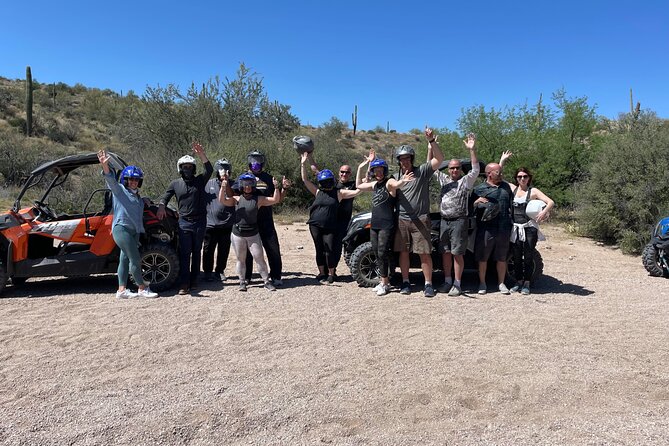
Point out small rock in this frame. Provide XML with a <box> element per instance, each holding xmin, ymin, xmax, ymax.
<box><xmin>544</xmin><ymin>245</ymin><xmax>552</xmax><ymax>250</ymax></box>
<box><xmin>297</xmin><ymin>245</ymin><xmax>304</xmax><ymax>250</ymax></box>
<box><xmin>568</xmin><ymin>256</ymin><xmax>575</xmax><ymax>260</ymax></box>
<box><xmin>568</xmin><ymin>242</ymin><xmax>573</xmax><ymax>245</ymax></box>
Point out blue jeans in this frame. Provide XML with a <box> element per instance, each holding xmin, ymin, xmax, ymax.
<box><xmin>178</xmin><ymin>218</ymin><xmax>206</xmax><ymax>287</ymax></box>
<box><xmin>112</xmin><ymin>225</ymin><xmax>144</xmax><ymax>287</ymax></box>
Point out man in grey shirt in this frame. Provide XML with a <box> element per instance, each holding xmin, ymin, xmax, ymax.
<box><xmin>393</xmin><ymin>127</ymin><xmax>444</xmax><ymax>297</ymax></box>
<box><xmin>430</xmin><ymin>133</ymin><xmax>479</xmax><ymax>296</ymax></box>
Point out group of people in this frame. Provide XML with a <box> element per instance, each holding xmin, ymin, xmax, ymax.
<box><xmin>99</xmin><ymin>126</ymin><xmax>554</xmax><ymax>299</ymax></box>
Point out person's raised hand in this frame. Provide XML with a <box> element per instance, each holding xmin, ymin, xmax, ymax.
<box><xmin>191</xmin><ymin>141</ymin><xmax>204</xmax><ymax>155</ymax></box>
<box><xmin>464</xmin><ymin>133</ymin><xmax>476</xmax><ymax>150</ymax></box>
<box><xmin>97</xmin><ymin>149</ymin><xmax>110</xmax><ymax>165</ymax></box>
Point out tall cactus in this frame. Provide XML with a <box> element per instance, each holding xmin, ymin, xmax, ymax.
<box><xmin>352</xmin><ymin>105</ymin><xmax>358</xmax><ymax>135</ymax></box>
<box><xmin>25</xmin><ymin>66</ymin><xmax>33</xmax><ymax>136</ymax></box>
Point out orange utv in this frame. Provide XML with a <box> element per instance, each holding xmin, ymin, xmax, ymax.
<box><xmin>0</xmin><ymin>152</ymin><xmax>180</xmax><ymax>295</ymax></box>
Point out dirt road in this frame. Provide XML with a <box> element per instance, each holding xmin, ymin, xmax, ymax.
<box><xmin>1</xmin><ymin>224</ymin><xmax>668</xmax><ymax>445</ymax></box>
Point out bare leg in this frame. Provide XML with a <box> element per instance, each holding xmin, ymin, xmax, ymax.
<box><xmin>496</xmin><ymin>260</ymin><xmax>507</xmax><ymax>286</ymax></box>
<box><xmin>453</xmin><ymin>254</ymin><xmax>465</xmax><ymax>282</ymax></box>
<box><xmin>420</xmin><ymin>254</ymin><xmax>432</xmax><ymax>284</ymax></box>
<box><xmin>399</xmin><ymin>251</ymin><xmax>410</xmax><ymax>282</ymax></box>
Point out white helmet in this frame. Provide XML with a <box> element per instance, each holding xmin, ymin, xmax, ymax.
<box><xmin>177</xmin><ymin>155</ymin><xmax>196</xmax><ymax>173</ymax></box>
<box><xmin>525</xmin><ymin>200</ymin><xmax>547</xmax><ymax>220</ymax></box>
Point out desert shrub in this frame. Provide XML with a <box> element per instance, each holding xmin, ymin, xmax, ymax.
<box><xmin>575</xmin><ymin>111</ymin><xmax>669</xmax><ymax>254</ymax></box>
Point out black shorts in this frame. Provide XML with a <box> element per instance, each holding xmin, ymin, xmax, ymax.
<box><xmin>474</xmin><ymin>226</ymin><xmax>511</xmax><ymax>262</ymax></box>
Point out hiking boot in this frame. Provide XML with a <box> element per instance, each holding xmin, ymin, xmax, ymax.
<box><xmin>478</xmin><ymin>283</ymin><xmax>487</xmax><ymax>295</ymax></box>
<box><xmin>116</xmin><ymin>289</ymin><xmax>137</xmax><ymax>299</ymax></box>
<box><xmin>499</xmin><ymin>283</ymin><xmax>511</xmax><ymax>295</ymax></box>
<box><xmin>137</xmin><ymin>288</ymin><xmax>158</xmax><ymax>298</ymax></box>
<box><xmin>400</xmin><ymin>282</ymin><xmax>411</xmax><ymax>295</ymax></box>
<box><xmin>437</xmin><ymin>282</ymin><xmax>452</xmax><ymax>293</ymax></box>
<box><xmin>238</xmin><ymin>281</ymin><xmax>247</xmax><ymax>292</ymax></box>
<box><xmin>424</xmin><ymin>284</ymin><xmax>435</xmax><ymax>298</ymax></box>
<box><xmin>448</xmin><ymin>285</ymin><xmax>462</xmax><ymax>297</ymax></box>
<box><xmin>264</xmin><ymin>281</ymin><xmax>276</xmax><ymax>291</ymax></box>
<box><xmin>376</xmin><ymin>284</ymin><xmax>391</xmax><ymax>296</ymax></box>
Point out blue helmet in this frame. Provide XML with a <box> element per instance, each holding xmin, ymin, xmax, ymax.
<box><xmin>238</xmin><ymin>172</ymin><xmax>257</xmax><ymax>190</ymax></box>
<box><xmin>370</xmin><ymin>158</ymin><xmax>389</xmax><ymax>178</ymax></box>
<box><xmin>316</xmin><ymin>169</ymin><xmax>335</xmax><ymax>190</ymax></box>
<box><xmin>120</xmin><ymin>165</ymin><xmax>143</xmax><ymax>188</ymax></box>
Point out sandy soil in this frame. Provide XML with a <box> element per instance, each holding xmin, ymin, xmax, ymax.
<box><xmin>1</xmin><ymin>223</ymin><xmax>668</xmax><ymax>445</ymax></box>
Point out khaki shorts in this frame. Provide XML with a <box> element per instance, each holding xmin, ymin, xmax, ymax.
<box><xmin>394</xmin><ymin>215</ymin><xmax>433</xmax><ymax>255</ymax></box>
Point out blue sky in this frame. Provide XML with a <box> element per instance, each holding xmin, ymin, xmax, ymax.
<box><xmin>2</xmin><ymin>0</ymin><xmax>667</xmax><ymax>132</ymax></box>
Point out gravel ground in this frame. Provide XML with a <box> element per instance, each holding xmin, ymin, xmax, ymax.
<box><xmin>1</xmin><ymin>223</ymin><xmax>668</xmax><ymax>445</ymax></box>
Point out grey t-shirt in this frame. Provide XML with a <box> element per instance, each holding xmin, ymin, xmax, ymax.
<box><xmin>394</xmin><ymin>162</ymin><xmax>435</xmax><ymax>220</ymax></box>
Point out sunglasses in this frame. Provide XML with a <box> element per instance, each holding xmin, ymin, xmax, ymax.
<box><xmin>516</xmin><ymin>175</ymin><xmax>529</xmax><ymax>179</ymax></box>
<box><xmin>448</xmin><ymin>166</ymin><xmax>461</xmax><ymax>170</ymax></box>
<box><xmin>340</xmin><ymin>170</ymin><xmax>351</xmax><ymax>174</ymax></box>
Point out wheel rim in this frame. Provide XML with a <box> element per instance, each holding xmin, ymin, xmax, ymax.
<box><xmin>359</xmin><ymin>252</ymin><xmax>380</xmax><ymax>281</ymax></box>
<box><xmin>142</xmin><ymin>253</ymin><xmax>171</xmax><ymax>285</ymax></box>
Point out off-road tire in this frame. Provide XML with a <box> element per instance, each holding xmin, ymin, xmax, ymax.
<box><xmin>138</xmin><ymin>243</ymin><xmax>179</xmax><ymax>291</ymax></box>
<box><xmin>349</xmin><ymin>241</ymin><xmax>380</xmax><ymax>288</ymax></box>
<box><xmin>506</xmin><ymin>247</ymin><xmax>544</xmax><ymax>283</ymax></box>
<box><xmin>642</xmin><ymin>243</ymin><xmax>667</xmax><ymax>277</ymax></box>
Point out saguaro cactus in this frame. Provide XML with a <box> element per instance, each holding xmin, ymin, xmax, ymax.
<box><xmin>26</xmin><ymin>66</ymin><xmax>33</xmax><ymax>136</ymax></box>
<box><xmin>352</xmin><ymin>105</ymin><xmax>358</xmax><ymax>135</ymax></box>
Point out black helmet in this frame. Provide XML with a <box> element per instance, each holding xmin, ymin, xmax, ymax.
<box><xmin>214</xmin><ymin>158</ymin><xmax>232</xmax><ymax>174</ymax></box>
<box><xmin>478</xmin><ymin>201</ymin><xmax>500</xmax><ymax>222</ymax></box>
<box><xmin>395</xmin><ymin>145</ymin><xmax>415</xmax><ymax>164</ymax></box>
<box><xmin>292</xmin><ymin>135</ymin><xmax>314</xmax><ymax>154</ymax></box>
<box><xmin>247</xmin><ymin>150</ymin><xmax>266</xmax><ymax>166</ymax></box>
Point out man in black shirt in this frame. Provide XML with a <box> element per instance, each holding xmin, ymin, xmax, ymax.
<box><xmin>333</xmin><ymin>164</ymin><xmax>356</xmax><ymax>276</ymax></box>
<box><xmin>158</xmin><ymin>142</ymin><xmax>213</xmax><ymax>294</ymax></box>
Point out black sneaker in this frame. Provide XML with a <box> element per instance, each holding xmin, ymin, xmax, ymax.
<box><xmin>424</xmin><ymin>284</ymin><xmax>435</xmax><ymax>298</ymax></box>
<box><xmin>400</xmin><ymin>282</ymin><xmax>411</xmax><ymax>295</ymax></box>
<box><xmin>316</xmin><ymin>274</ymin><xmax>328</xmax><ymax>283</ymax></box>
<box><xmin>327</xmin><ymin>275</ymin><xmax>335</xmax><ymax>284</ymax></box>
<box><xmin>203</xmin><ymin>272</ymin><xmax>214</xmax><ymax>282</ymax></box>
<box><xmin>239</xmin><ymin>281</ymin><xmax>247</xmax><ymax>292</ymax></box>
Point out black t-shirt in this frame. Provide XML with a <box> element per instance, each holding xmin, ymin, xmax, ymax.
<box><xmin>336</xmin><ymin>180</ymin><xmax>356</xmax><ymax>223</ymax></box>
<box><xmin>160</xmin><ymin>161</ymin><xmax>214</xmax><ymax>220</ymax></box>
<box><xmin>232</xmin><ymin>195</ymin><xmax>259</xmax><ymax>237</ymax></box>
<box><xmin>371</xmin><ymin>178</ymin><xmax>396</xmax><ymax>230</ymax></box>
<box><xmin>307</xmin><ymin>188</ymin><xmax>339</xmax><ymax>230</ymax></box>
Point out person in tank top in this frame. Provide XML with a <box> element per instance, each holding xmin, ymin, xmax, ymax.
<box><xmin>355</xmin><ymin>149</ymin><xmax>415</xmax><ymax>296</ymax></box>
<box><xmin>218</xmin><ymin>172</ymin><xmax>291</xmax><ymax>292</ymax></box>
<box><xmin>300</xmin><ymin>151</ymin><xmax>361</xmax><ymax>284</ymax></box>
<box><xmin>500</xmin><ymin>151</ymin><xmax>555</xmax><ymax>295</ymax></box>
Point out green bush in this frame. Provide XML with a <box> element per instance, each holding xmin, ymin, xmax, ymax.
<box><xmin>575</xmin><ymin>112</ymin><xmax>669</xmax><ymax>254</ymax></box>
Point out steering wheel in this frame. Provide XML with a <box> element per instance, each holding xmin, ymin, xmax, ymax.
<box><xmin>33</xmin><ymin>200</ymin><xmax>57</xmax><ymax>221</ymax></box>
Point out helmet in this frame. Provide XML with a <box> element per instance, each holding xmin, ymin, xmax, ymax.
<box><xmin>292</xmin><ymin>135</ymin><xmax>314</xmax><ymax>154</ymax></box>
<box><xmin>395</xmin><ymin>145</ymin><xmax>415</xmax><ymax>164</ymax></box>
<box><xmin>238</xmin><ymin>172</ymin><xmax>257</xmax><ymax>190</ymax></box>
<box><xmin>370</xmin><ymin>158</ymin><xmax>389</xmax><ymax>178</ymax></box>
<box><xmin>214</xmin><ymin>158</ymin><xmax>232</xmax><ymax>174</ymax></box>
<box><xmin>119</xmin><ymin>165</ymin><xmax>144</xmax><ymax>188</ymax></box>
<box><xmin>177</xmin><ymin>155</ymin><xmax>197</xmax><ymax>174</ymax></box>
<box><xmin>525</xmin><ymin>200</ymin><xmax>547</xmax><ymax>220</ymax></box>
<box><xmin>478</xmin><ymin>201</ymin><xmax>500</xmax><ymax>222</ymax></box>
<box><xmin>247</xmin><ymin>150</ymin><xmax>266</xmax><ymax>171</ymax></box>
<box><xmin>316</xmin><ymin>169</ymin><xmax>335</xmax><ymax>190</ymax></box>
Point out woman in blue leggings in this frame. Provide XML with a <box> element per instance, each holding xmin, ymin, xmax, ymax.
<box><xmin>98</xmin><ymin>150</ymin><xmax>158</xmax><ymax>299</ymax></box>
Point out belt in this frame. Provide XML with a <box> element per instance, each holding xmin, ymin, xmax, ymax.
<box><xmin>441</xmin><ymin>216</ymin><xmax>465</xmax><ymax>222</ymax></box>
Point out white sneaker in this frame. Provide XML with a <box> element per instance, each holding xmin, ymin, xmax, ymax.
<box><xmin>376</xmin><ymin>284</ymin><xmax>391</xmax><ymax>296</ymax></box>
<box><xmin>373</xmin><ymin>283</ymin><xmax>383</xmax><ymax>293</ymax></box>
<box><xmin>478</xmin><ymin>283</ymin><xmax>487</xmax><ymax>295</ymax></box>
<box><xmin>137</xmin><ymin>288</ymin><xmax>158</xmax><ymax>298</ymax></box>
<box><xmin>499</xmin><ymin>283</ymin><xmax>511</xmax><ymax>295</ymax></box>
<box><xmin>116</xmin><ymin>289</ymin><xmax>137</xmax><ymax>299</ymax></box>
